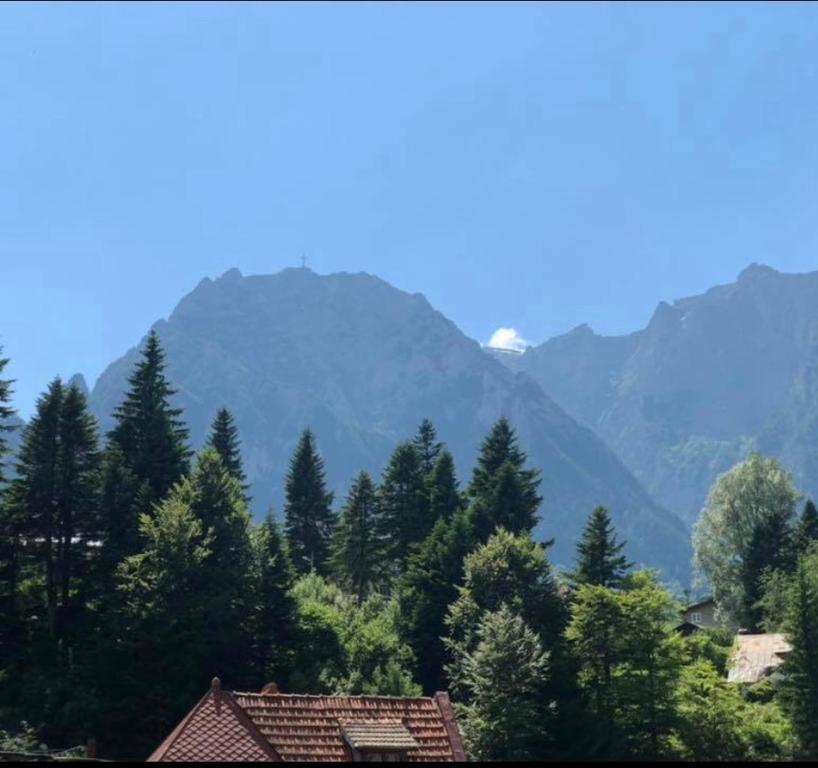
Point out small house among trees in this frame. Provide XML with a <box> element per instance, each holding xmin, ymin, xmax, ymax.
<box><xmin>148</xmin><ymin>678</ymin><xmax>467</xmax><ymax>762</ymax></box>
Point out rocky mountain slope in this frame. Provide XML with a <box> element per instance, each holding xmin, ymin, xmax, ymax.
<box><xmin>516</xmin><ymin>264</ymin><xmax>818</xmax><ymax>525</ymax></box>
<box><xmin>88</xmin><ymin>267</ymin><xmax>690</xmax><ymax>578</ymax></box>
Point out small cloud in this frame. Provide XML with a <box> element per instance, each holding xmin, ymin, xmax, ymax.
<box><xmin>486</xmin><ymin>327</ymin><xmax>529</xmax><ymax>352</ymax></box>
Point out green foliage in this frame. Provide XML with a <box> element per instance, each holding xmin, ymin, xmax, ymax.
<box><xmin>109</xmin><ymin>330</ymin><xmax>190</xmax><ymax>504</ymax></box>
<box><xmin>283</xmin><ymin>429</ymin><xmax>336</xmax><ymax>575</ymax></box>
<box><xmin>0</xmin><ymin>721</ymin><xmax>46</xmax><ymax>753</ymax></box>
<box><xmin>693</xmin><ymin>452</ymin><xmax>799</xmax><ymax>628</ymax></box>
<box><xmin>456</xmin><ymin>605</ymin><xmax>552</xmax><ymax>762</ymax></box>
<box><xmin>570</xmin><ymin>505</ymin><xmax>632</xmax><ymax>589</ymax></box>
<box><xmin>681</xmin><ymin>627</ymin><xmax>735</xmax><ymax>676</ymax></box>
<box><xmin>396</xmin><ymin>509</ymin><xmax>475</xmax><ymax>693</ymax></box>
<box><xmin>412</xmin><ymin>418</ymin><xmax>442</xmax><ymax>477</ymax></box>
<box><xmin>794</xmin><ymin>499</ymin><xmax>818</xmax><ymax>556</ymax></box>
<box><xmin>467</xmin><ymin>417</ymin><xmax>541</xmax><ymax>541</ymax></box>
<box><xmin>206</xmin><ymin>407</ymin><xmax>249</xmax><ymax>500</ymax></box>
<box><xmin>779</xmin><ymin>549</ymin><xmax>818</xmax><ymax>758</ymax></box>
<box><xmin>329</xmin><ymin>471</ymin><xmax>384</xmax><ymax>604</ymax></box>
<box><xmin>0</xmin><ymin>348</ymin><xmax>14</xmax><ymax>485</ymax></box>
<box><xmin>427</xmin><ymin>449</ymin><xmax>461</xmax><ymax>523</ymax></box>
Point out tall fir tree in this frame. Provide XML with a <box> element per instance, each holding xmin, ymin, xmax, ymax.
<box><xmin>427</xmin><ymin>450</ymin><xmax>462</xmax><ymax>523</ymax></box>
<box><xmin>396</xmin><ymin>508</ymin><xmax>475</xmax><ymax>693</ymax></box>
<box><xmin>377</xmin><ymin>441</ymin><xmax>432</xmax><ymax>572</ymax></box>
<box><xmin>412</xmin><ymin>418</ymin><xmax>442</xmax><ymax>477</ymax></box>
<box><xmin>252</xmin><ymin>513</ymin><xmax>297</xmax><ymax>686</ymax></box>
<box><xmin>0</xmin><ymin>348</ymin><xmax>14</xmax><ymax>484</ymax></box>
<box><xmin>207</xmin><ymin>407</ymin><xmax>250</xmax><ymax>500</ymax></box>
<box><xmin>329</xmin><ymin>471</ymin><xmax>383</xmax><ymax>604</ymax></box>
<box><xmin>570</xmin><ymin>506</ymin><xmax>632</xmax><ymax>589</ymax></box>
<box><xmin>467</xmin><ymin>417</ymin><xmax>542</xmax><ymax>542</ymax></box>
<box><xmin>109</xmin><ymin>330</ymin><xmax>190</xmax><ymax>503</ymax></box>
<box><xmin>795</xmin><ymin>499</ymin><xmax>818</xmax><ymax>556</ymax></box>
<box><xmin>283</xmin><ymin>429</ymin><xmax>336</xmax><ymax>575</ymax></box>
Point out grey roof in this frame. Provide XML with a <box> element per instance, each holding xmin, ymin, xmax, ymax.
<box><xmin>339</xmin><ymin>720</ymin><xmax>419</xmax><ymax>752</ymax></box>
<box><xmin>727</xmin><ymin>633</ymin><xmax>791</xmax><ymax>684</ymax></box>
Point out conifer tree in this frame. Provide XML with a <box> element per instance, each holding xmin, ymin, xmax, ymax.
<box><xmin>427</xmin><ymin>449</ymin><xmax>462</xmax><ymax>523</ymax></box>
<box><xmin>252</xmin><ymin>513</ymin><xmax>297</xmax><ymax>685</ymax></box>
<box><xmin>396</xmin><ymin>508</ymin><xmax>475</xmax><ymax>693</ymax></box>
<box><xmin>109</xmin><ymin>330</ymin><xmax>190</xmax><ymax>503</ymax></box>
<box><xmin>468</xmin><ymin>417</ymin><xmax>542</xmax><ymax>541</ymax></box>
<box><xmin>284</xmin><ymin>429</ymin><xmax>336</xmax><ymax>575</ymax></box>
<box><xmin>570</xmin><ymin>506</ymin><xmax>632</xmax><ymax>589</ymax></box>
<box><xmin>207</xmin><ymin>407</ymin><xmax>249</xmax><ymax>500</ymax></box>
<box><xmin>0</xmin><ymin>348</ymin><xmax>14</xmax><ymax>484</ymax></box>
<box><xmin>0</xmin><ymin>348</ymin><xmax>18</xmax><ymax>679</ymax></box>
<box><xmin>329</xmin><ymin>471</ymin><xmax>383</xmax><ymax>604</ymax></box>
<box><xmin>377</xmin><ymin>441</ymin><xmax>430</xmax><ymax>571</ymax></box>
<box><xmin>412</xmin><ymin>418</ymin><xmax>442</xmax><ymax>477</ymax></box>
<box><xmin>795</xmin><ymin>499</ymin><xmax>818</xmax><ymax>556</ymax></box>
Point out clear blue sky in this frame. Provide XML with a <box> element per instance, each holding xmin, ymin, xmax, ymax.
<box><xmin>3</xmin><ymin>2</ymin><xmax>818</xmax><ymax>417</ymax></box>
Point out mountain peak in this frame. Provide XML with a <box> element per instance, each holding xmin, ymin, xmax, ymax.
<box><xmin>737</xmin><ymin>263</ymin><xmax>778</xmax><ymax>282</ymax></box>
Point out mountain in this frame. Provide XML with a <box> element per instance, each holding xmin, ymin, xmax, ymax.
<box><xmin>515</xmin><ymin>264</ymin><xmax>818</xmax><ymax>525</ymax></box>
<box><xmin>88</xmin><ymin>267</ymin><xmax>690</xmax><ymax>579</ymax></box>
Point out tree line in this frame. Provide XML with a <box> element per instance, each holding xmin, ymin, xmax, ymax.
<box><xmin>1</xmin><ymin>336</ymin><xmax>818</xmax><ymax>761</ymax></box>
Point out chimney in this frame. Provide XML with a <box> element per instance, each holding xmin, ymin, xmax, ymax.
<box><xmin>261</xmin><ymin>681</ymin><xmax>280</xmax><ymax>695</ymax></box>
<box><xmin>212</xmin><ymin>676</ymin><xmax>222</xmax><ymax>713</ymax></box>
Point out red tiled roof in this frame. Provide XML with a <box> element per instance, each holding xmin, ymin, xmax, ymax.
<box><xmin>149</xmin><ymin>680</ymin><xmax>467</xmax><ymax>763</ymax></box>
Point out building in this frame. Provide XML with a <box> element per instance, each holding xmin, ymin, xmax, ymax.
<box><xmin>148</xmin><ymin>678</ymin><xmax>467</xmax><ymax>763</ymax></box>
<box><xmin>675</xmin><ymin>597</ymin><xmax>734</xmax><ymax>636</ymax></box>
<box><xmin>727</xmin><ymin>633</ymin><xmax>792</xmax><ymax>685</ymax></box>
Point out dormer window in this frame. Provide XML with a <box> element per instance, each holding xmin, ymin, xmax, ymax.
<box><xmin>340</xmin><ymin>720</ymin><xmax>418</xmax><ymax>762</ymax></box>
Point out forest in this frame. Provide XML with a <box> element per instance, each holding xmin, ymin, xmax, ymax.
<box><xmin>1</xmin><ymin>332</ymin><xmax>818</xmax><ymax>762</ymax></box>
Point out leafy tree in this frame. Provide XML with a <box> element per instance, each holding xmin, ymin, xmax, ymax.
<box><xmin>109</xmin><ymin>330</ymin><xmax>190</xmax><ymax>504</ymax></box>
<box><xmin>456</xmin><ymin>605</ymin><xmax>551</xmax><ymax>762</ymax></box>
<box><xmin>251</xmin><ymin>513</ymin><xmax>297</xmax><ymax>686</ymax></box>
<box><xmin>468</xmin><ymin>417</ymin><xmax>541</xmax><ymax>541</ymax></box>
<box><xmin>779</xmin><ymin>549</ymin><xmax>818</xmax><ymax>758</ymax></box>
<box><xmin>329</xmin><ymin>471</ymin><xmax>383</xmax><ymax>604</ymax></box>
<box><xmin>377</xmin><ymin>442</ymin><xmax>430</xmax><ymax>571</ymax></box>
<box><xmin>284</xmin><ymin>429</ymin><xmax>336</xmax><ymax>575</ymax></box>
<box><xmin>693</xmin><ymin>452</ymin><xmax>798</xmax><ymax>628</ymax></box>
<box><xmin>427</xmin><ymin>449</ymin><xmax>461</xmax><ymax>523</ymax></box>
<box><xmin>570</xmin><ymin>506</ymin><xmax>632</xmax><ymax>589</ymax></box>
<box><xmin>412</xmin><ymin>418</ymin><xmax>442</xmax><ymax>477</ymax></box>
<box><xmin>396</xmin><ymin>509</ymin><xmax>475</xmax><ymax>693</ymax></box>
<box><xmin>206</xmin><ymin>407</ymin><xmax>249</xmax><ymax>500</ymax></box>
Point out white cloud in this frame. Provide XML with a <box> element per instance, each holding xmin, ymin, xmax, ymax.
<box><xmin>486</xmin><ymin>327</ymin><xmax>529</xmax><ymax>352</ymax></box>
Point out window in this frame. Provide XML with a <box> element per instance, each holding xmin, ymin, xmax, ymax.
<box><xmin>691</xmin><ymin>612</ymin><xmax>702</xmax><ymax>624</ymax></box>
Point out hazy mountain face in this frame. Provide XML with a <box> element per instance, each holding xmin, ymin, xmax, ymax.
<box><xmin>89</xmin><ymin>267</ymin><xmax>690</xmax><ymax>579</ymax></box>
<box><xmin>517</xmin><ymin>264</ymin><xmax>818</xmax><ymax>525</ymax></box>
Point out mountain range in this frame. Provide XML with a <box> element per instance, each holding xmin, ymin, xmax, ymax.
<box><xmin>512</xmin><ymin>263</ymin><xmax>818</xmax><ymax>526</ymax></box>
<box><xmin>87</xmin><ymin>267</ymin><xmax>691</xmax><ymax>580</ymax></box>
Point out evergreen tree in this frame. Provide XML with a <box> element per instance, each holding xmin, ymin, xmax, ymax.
<box><xmin>427</xmin><ymin>449</ymin><xmax>461</xmax><ymax>523</ymax></box>
<box><xmin>795</xmin><ymin>499</ymin><xmax>818</xmax><ymax>556</ymax></box>
<box><xmin>457</xmin><ymin>605</ymin><xmax>552</xmax><ymax>762</ymax></box>
<box><xmin>283</xmin><ymin>429</ymin><xmax>336</xmax><ymax>575</ymax></box>
<box><xmin>207</xmin><ymin>407</ymin><xmax>249</xmax><ymax>500</ymax></box>
<box><xmin>412</xmin><ymin>418</ymin><xmax>442</xmax><ymax>477</ymax></box>
<box><xmin>396</xmin><ymin>509</ymin><xmax>475</xmax><ymax>693</ymax></box>
<box><xmin>468</xmin><ymin>417</ymin><xmax>542</xmax><ymax>541</ymax></box>
<box><xmin>329</xmin><ymin>471</ymin><xmax>383</xmax><ymax>604</ymax></box>
<box><xmin>109</xmin><ymin>330</ymin><xmax>190</xmax><ymax>503</ymax></box>
<box><xmin>0</xmin><ymin>348</ymin><xmax>14</xmax><ymax>484</ymax></box>
<box><xmin>780</xmin><ymin>550</ymin><xmax>818</xmax><ymax>758</ymax></box>
<box><xmin>570</xmin><ymin>506</ymin><xmax>632</xmax><ymax>589</ymax></box>
<box><xmin>377</xmin><ymin>442</ymin><xmax>432</xmax><ymax>570</ymax></box>
<box><xmin>252</xmin><ymin>513</ymin><xmax>297</xmax><ymax>685</ymax></box>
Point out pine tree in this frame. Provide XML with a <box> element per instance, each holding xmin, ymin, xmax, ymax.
<box><xmin>377</xmin><ymin>442</ymin><xmax>431</xmax><ymax>571</ymax></box>
<box><xmin>109</xmin><ymin>330</ymin><xmax>190</xmax><ymax>503</ymax></box>
<box><xmin>570</xmin><ymin>506</ymin><xmax>632</xmax><ymax>589</ymax></box>
<box><xmin>427</xmin><ymin>450</ymin><xmax>462</xmax><ymax>523</ymax></box>
<box><xmin>252</xmin><ymin>513</ymin><xmax>297</xmax><ymax>685</ymax></box>
<box><xmin>283</xmin><ymin>429</ymin><xmax>336</xmax><ymax>575</ymax></box>
<box><xmin>795</xmin><ymin>499</ymin><xmax>818</xmax><ymax>556</ymax></box>
<box><xmin>329</xmin><ymin>471</ymin><xmax>383</xmax><ymax>604</ymax></box>
<box><xmin>0</xmin><ymin>348</ymin><xmax>15</xmax><ymax>485</ymax></box>
<box><xmin>468</xmin><ymin>417</ymin><xmax>542</xmax><ymax>542</ymax></box>
<box><xmin>412</xmin><ymin>418</ymin><xmax>442</xmax><ymax>477</ymax></box>
<box><xmin>780</xmin><ymin>550</ymin><xmax>818</xmax><ymax>758</ymax></box>
<box><xmin>396</xmin><ymin>509</ymin><xmax>475</xmax><ymax>693</ymax></box>
<box><xmin>207</xmin><ymin>407</ymin><xmax>250</xmax><ymax>500</ymax></box>
<box><xmin>457</xmin><ymin>605</ymin><xmax>552</xmax><ymax>762</ymax></box>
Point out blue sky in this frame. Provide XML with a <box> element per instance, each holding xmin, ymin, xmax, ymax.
<box><xmin>2</xmin><ymin>2</ymin><xmax>818</xmax><ymax>417</ymax></box>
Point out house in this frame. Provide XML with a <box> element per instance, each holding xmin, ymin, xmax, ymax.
<box><xmin>675</xmin><ymin>597</ymin><xmax>736</xmax><ymax>636</ymax></box>
<box><xmin>148</xmin><ymin>678</ymin><xmax>467</xmax><ymax>762</ymax></box>
<box><xmin>727</xmin><ymin>633</ymin><xmax>792</xmax><ymax>684</ymax></box>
